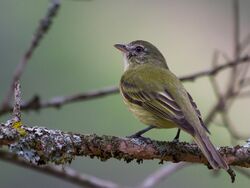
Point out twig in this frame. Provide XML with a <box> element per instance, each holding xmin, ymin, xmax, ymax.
<box><xmin>237</xmin><ymin>62</ymin><xmax>250</xmax><ymax>89</ymax></box>
<box><xmin>0</xmin><ymin>86</ymin><xmax>119</xmax><ymax>116</ymax></box>
<box><xmin>12</xmin><ymin>81</ymin><xmax>21</xmax><ymax>122</ymax></box>
<box><xmin>179</xmin><ymin>55</ymin><xmax>249</xmax><ymax>81</ymax></box>
<box><xmin>228</xmin><ymin>0</ymin><xmax>240</xmax><ymax>93</ymax></box>
<box><xmin>0</xmin><ymin>122</ymin><xmax>250</xmax><ymax>168</ymax></box>
<box><xmin>1</xmin><ymin>0</ymin><xmax>61</xmax><ymax>109</ymax></box>
<box><xmin>240</xmin><ymin>33</ymin><xmax>250</xmax><ymax>53</ymax></box>
<box><xmin>209</xmin><ymin>51</ymin><xmax>222</xmax><ymax>99</ymax></box>
<box><xmin>0</xmin><ymin>56</ymin><xmax>249</xmax><ymax>117</ymax></box>
<box><xmin>137</xmin><ymin>162</ymin><xmax>188</xmax><ymax>188</ymax></box>
<box><xmin>0</xmin><ymin>150</ymin><xmax>119</xmax><ymax>188</ymax></box>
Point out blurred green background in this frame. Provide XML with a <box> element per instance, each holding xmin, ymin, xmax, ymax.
<box><xmin>0</xmin><ymin>0</ymin><xmax>250</xmax><ymax>187</ymax></box>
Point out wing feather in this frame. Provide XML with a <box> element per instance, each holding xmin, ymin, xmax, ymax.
<box><xmin>121</xmin><ymin>77</ymin><xmax>209</xmax><ymax>135</ymax></box>
<box><xmin>187</xmin><ymin>93</ymin><xmax>210</xmax><ymax>134</ymax></box>
<box><xmin>121</xmin><ymin>80</ymin><xmax>185</xmax><ymax>123</ymax></box>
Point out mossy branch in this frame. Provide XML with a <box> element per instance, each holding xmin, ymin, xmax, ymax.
<box><xmin>0</xmin><ymin>122</ymin><xmax>250</xmax><ymax>168</ymax></box>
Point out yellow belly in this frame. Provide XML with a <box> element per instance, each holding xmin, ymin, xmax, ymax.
<box><xmin>122</xmin><ymin>96</ymin><xmax>178</xmax><ymax>129</ymax></box>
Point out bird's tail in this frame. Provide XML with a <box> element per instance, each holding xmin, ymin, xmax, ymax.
<box><xmin>193</xmin><ymin>131</ymin><xmax>228</xmax><ymax>170</ymax></box>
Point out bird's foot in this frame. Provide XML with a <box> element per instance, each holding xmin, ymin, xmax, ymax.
<box><xmin>127</xmin><ymin>133</ymin><xmax>143</xmax><ymax>139</ymax></box>
<box><xmin>172</xmin><ymin>137</ymin><xmax>179</xmax><ymax>143</ymax></box>
<box><xmin>172</xmin><ymin>128</ymin><xmax>181</xmax><ymax>143</ymax></box>
<box><xmin>126</xmin><ymin>134</ymin><xmax>152</xmax><ymax>144</ymax></box>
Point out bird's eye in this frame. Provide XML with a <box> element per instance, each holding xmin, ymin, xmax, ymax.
<box><xmin>135</xmin><ymin>46</ymin><xmax>144</xmax><ymax>53</ymax></box>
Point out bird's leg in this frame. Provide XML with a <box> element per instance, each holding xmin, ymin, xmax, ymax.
<box><xmin>173</xmin><ymin>128</ymin><xmax>181</xmax><ymax>142</ymax></box>
<box><xmin>128</xmin><ymin>125</ymin><xmax>155</xmax><ymax>138</ymax></box>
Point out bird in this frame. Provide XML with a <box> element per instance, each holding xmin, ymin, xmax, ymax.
<box><xmin>114</xmin><ymin>40</ymin><xmax>229</xmax><ymax>171</ymax></box>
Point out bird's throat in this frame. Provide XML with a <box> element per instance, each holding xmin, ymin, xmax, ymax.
<box><xmin>123</xmin><ymin>54</ymin><xmax>129</xmax><ymax>71</ymax></box>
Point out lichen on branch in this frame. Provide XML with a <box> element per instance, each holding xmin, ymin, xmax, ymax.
<box><xmin>0</xmin><ymin>121</ymin><xmax>250</xmax><ymax>168</ymax></box>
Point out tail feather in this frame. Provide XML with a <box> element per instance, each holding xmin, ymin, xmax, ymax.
<box><xmin>193</xmin><ymin>132</ymin><xmax>228</xmax><ymax>170</ymax></box>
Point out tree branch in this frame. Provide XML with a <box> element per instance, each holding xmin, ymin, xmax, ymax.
<box><xmin>0</xmin><ymin>86</ymin><xmax>119</xmax><ymax>116</ymax></box>
<box><xmin>137</xmin><ymin>162</ymin><xmax>188</xmax><ymax>188</ymax></box>
<box><xmin>179</xmin><ymin>55</ymin><xmax>249</xmax><ymax>81</ymax></box>
<box><xmin>209</xmin><ymin>51</ymin><xmax>223</xmax><ymax>99</ymax></box>
<box><xmin>1</xmin><ymin>0</ymin><xmax>61</xmax><ymax>109</ymax></box>
<box><xmin>228</xmin><ymin>0</ymin><xmax>240</xmax><ymax>92</ymax></box>
<box><xmin>12</xmin><ymin>81</ymin><xmax>22</xmax><ymax>122</ymax></box>
<box><xmin>0</xmin><ymin>150</ymin><xmax>119</xmax><ymax>188</ymax></box>
<box><xmin>0</xmin><ymin>122</ymin><xmax>249</xmax><ymax>169</ymax></box>
<box><xmin>241</xmin><ymin>33</ymin><xmax>250</xmax><ymax>53</ymax></box>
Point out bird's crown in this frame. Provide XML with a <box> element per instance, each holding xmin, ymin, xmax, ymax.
<box><xmin>114</xmin><ymin>40</ymin><xmax>168</xmax><ymax>69</ymax></box>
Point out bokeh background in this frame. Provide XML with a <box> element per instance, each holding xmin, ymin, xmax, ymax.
<box><xmin>0</xmin><ymin>0</ymin><xmax>250</xmax><ymax>187</ymax></box>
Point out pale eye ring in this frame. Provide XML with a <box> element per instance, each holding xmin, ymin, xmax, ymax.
<box><xmin>135</xmin><ymin>46</ymin><xmax>144</xmax><ymax>53</ymax></box>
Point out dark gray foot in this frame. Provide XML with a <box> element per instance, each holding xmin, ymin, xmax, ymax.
<box><xmin>127</xmin><ymin>125</ymin><xmax>155</xmax><ymax>138</ymax></box>
<box><xmin>172</xmin><ymin>128</ymin><xmax>181</xmax><ymax>142</ymax></box>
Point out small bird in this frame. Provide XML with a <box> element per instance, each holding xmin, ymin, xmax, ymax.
<box><xmin>114</xmin><ymin>40</ymin><xmax>229</xmax><ymax>171</ymax></box>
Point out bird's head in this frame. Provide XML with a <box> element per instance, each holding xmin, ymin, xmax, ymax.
<box><xmin>114</xmin><ymin>40</ymin><xmax>168</xmax><ymax>70</ymax></box>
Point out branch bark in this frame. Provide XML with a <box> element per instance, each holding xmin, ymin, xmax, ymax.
<box><xmin>0</xmin><ymin>122</ymin><xmax>250</xmax><ymax>168</ymax></box>
<box><xmin>0</xmin><ymin>150</ymin><xmax>119</xmax><ymax>188</ymax></box>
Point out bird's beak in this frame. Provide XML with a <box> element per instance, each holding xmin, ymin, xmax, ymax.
<box><xmin>114</xmin><ymin>43</ymin><xmax>129</xmax><ymax>53</ymax></box>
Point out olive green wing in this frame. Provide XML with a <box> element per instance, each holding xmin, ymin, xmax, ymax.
<box><xmin>121</xmin><ymin>81</ymin><xmax>181</xmax><ymax>121</ymax></box>
<box><xmin>120</xmin><ymin>67</ymin><xmax>209</xmax><ymax>134</ymax></box>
